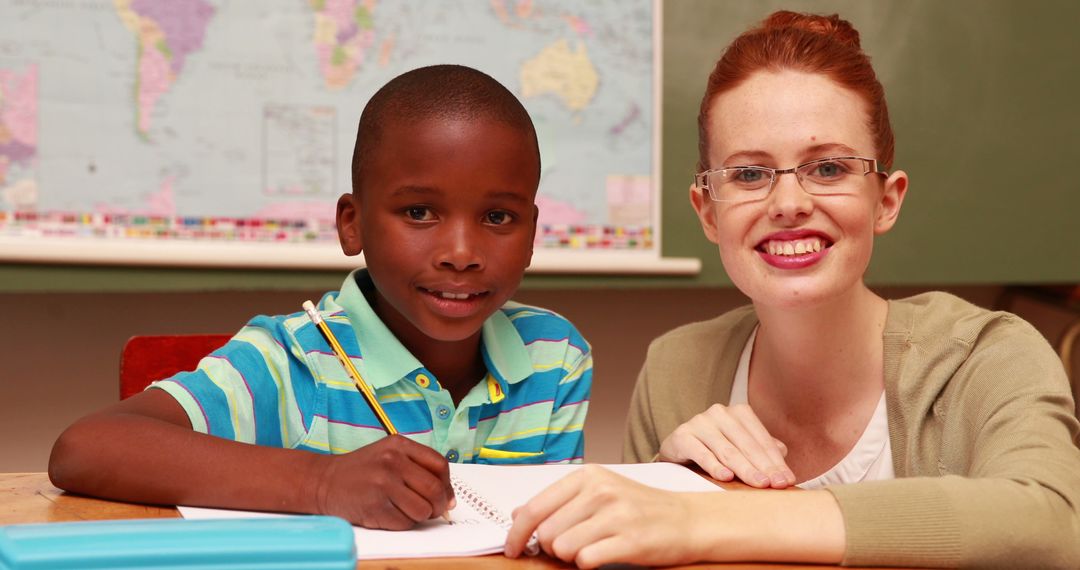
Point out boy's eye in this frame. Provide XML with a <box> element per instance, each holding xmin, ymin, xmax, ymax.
<box><xmin>405</xmin><ymin>206</ymin><xmax>435</xmax><ymax>221</ymax></box>
<box><xmin>484</xmin><ymin>210</ymin><xmax>514</xmax><ymax>225</ymax></box>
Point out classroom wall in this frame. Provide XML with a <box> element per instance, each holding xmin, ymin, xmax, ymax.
<box><xmin>6</xmin><ymin>283</ymin><xmax>1075</xmax><ymax>473</ymax></box>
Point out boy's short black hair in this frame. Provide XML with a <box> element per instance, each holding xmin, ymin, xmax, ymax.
<box><xmin>351</xmin><ymin>64</ymin><xmax>541</xmax><ymax>197</ymax></box>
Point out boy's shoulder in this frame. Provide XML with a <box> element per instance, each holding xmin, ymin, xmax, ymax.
<box><xmin>499</xmin><ymin>300</ymin><xmax>589</xmax><ymax>351</ymax></box>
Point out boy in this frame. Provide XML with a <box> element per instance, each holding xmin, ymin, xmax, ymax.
<box><xmin>48</xmin><ymin>65</ymin><xmax>592</xmax><ymax>531</ymax></box>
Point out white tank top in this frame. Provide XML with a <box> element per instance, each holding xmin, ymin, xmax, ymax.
<box><xmin>728</xmin><ymin>327</ymin><xmax>895</xmax><ymax>489</ymax></box>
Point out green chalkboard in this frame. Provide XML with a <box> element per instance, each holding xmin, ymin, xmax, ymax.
<box><xmin>662</xmin><ymin>0</ymin><xmax>1079</xmax><ymax>287</ymax></box>
<box><xmin>2</xmin><ymin>0</ymin><xmax>1077</xmax><ymax>292</ymax></box>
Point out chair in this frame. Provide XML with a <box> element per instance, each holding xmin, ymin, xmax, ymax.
<box><xmin>119</xmin><ymin>334</ymin><xmax>232</xmax><ymax>399</ymax></box>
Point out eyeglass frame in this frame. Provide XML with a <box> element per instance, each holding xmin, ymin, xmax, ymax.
<box><xmin>694</xmin><ymin>156</ymin><xmax>888</xmax><ymax>203</ymax></box>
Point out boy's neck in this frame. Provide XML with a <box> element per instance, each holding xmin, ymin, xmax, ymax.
<box><xmin>412</xmin><ymin>339</ymin><xmax>488</xmax><ymax>404</ymax></box>
<box><xmin>363</xmin><ymin>285</ymin><xmax>488</xmax><ymax>404</ymax></box>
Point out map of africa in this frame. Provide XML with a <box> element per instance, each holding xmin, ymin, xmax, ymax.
<box><xmin>0</xmin><ymin>0</ymin><xmax>657</xmax><ymax>261</ymax></box>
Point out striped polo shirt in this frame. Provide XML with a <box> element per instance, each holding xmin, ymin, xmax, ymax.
<box><xmin>151</xmin><ymin>270</ymin><xmax>592</xmax><ymax>464</ymax></box>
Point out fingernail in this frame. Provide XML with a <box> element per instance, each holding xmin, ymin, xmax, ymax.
<box><xmin>753</xmin><ymin>471</ymin><xmax>770</xmax><ymax>485</ymax></box>
<box><xmin>769</xmin><ymin>472</ymin><xmax>788</xmax><ymax>487</ymax></box>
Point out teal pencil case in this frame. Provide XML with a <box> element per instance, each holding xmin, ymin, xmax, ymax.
<box><xmin>0</xmin><ymin>516</ymin><xmax>356</xmax><ymax>569</ymax></box>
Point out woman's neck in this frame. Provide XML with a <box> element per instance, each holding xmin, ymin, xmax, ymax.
<box><xmin>749</xmin><ymin>284</ymin><xmax>889</xmax><ymax>421</ymax></box>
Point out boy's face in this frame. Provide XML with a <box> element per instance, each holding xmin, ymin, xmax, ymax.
<box><xmin>338</xmin><ymin>115</ymin><xmax>539</xmax><ymax>347</ymax></box>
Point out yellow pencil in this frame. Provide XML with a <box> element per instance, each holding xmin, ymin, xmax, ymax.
<box><xmin>303</xmin><ymin>300</ymin><xmax>396</xmax><ymax>434</ymax></box>
<box><xmin>302</xmin><ymin>301</ymin><xmax>453</xmax><ymax>522</ymax></box>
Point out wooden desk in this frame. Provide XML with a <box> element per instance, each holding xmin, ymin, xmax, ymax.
<box><xmin>2</xmin><ymin>472</ymin><xmax>848</xmax><ymax>570</ymax></box>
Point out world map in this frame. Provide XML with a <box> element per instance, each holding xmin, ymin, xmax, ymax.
<box><xmin>0</xmin><ymin>0</ymin><xmax>656</xmax><ymax>257</ymax></box>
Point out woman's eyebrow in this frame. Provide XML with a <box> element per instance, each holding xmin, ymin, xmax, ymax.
<box><xmin>802</xmin><ymin>142</ymin><xmax>859</xmax><ymax>156</ymax></box>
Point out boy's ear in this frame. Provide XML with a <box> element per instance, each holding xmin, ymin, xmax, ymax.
<box><xmin>874</xmin><ymin>170</ymin><xmax>909</xmax><ymax>235</ymax></box>
<box><xmin>689</xmin><ymin>183</ymin><xmax>721</xmax><ymax>244</ymax></box>
<box><xmin>524</xmin><ymin>204</ymin><xmax>538</xmax><ymax>268</ymax></box>
<box><xmin>336</xmin><ymin>193</ymin><xmax>363</xmax><ymax>256</ymax></box>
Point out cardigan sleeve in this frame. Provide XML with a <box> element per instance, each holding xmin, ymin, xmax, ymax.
<box><xmin>828</xmin><ymin>314</ymin><xmax>1080</xmax><ymax>568</ymax></box>
<box><xmin>622</xmin><ymin>362</ymin><xmax>660</xmax><ymax>463</ymax></box>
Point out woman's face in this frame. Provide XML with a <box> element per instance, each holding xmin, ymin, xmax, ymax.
<box><xmin>691</xmin><ymin>70</ymin><xmax>907</xmax><ymax>310</ymax></box>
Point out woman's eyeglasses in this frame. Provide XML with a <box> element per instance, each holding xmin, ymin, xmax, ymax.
<box><xmin>695</xmin><ymin>156</ymin><xmax>887</xmax><ymax>203</ymax></box>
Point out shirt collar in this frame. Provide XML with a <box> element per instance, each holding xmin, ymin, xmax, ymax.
<box><xmin>329</xmin><ymin>269</ymin><xmax>421</xmax><ymax>389</ymax></box>
<box><xmin>329</xmin><ymin>269</ymin><xmax>534</xmax><ymax>389</ymax></box>
<box><xmin>481</xmin><ymin>304</ymin><xmax>534</xmax><ymax>386</ymax></box>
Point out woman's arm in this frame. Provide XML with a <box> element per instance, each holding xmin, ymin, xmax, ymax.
<box><xmin>504</xmin><ymin>465</ymin><xmax>844</xmax><ymax>568</ymax></box>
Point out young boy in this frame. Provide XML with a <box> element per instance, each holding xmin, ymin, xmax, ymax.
<box><xmin>48</xmin><ymin>65</ymin><xmax>592</xmax><ymax>531</ymax></box>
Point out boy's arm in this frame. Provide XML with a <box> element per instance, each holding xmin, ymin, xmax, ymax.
<box><xmin>48</xmin><ymin>388</ymin><xmax>455</xmax><ymax>530</ymax></box>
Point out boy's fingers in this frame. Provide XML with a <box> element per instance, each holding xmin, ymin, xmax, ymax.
<box><xmin>398</xmin><ymin>437</ymin><xmax>456</xmax><ymax>505</ymax></box>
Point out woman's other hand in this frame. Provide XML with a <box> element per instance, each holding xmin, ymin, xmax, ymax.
<box><xmin>658</xmin><ymin>403</ymin><xmax>795</xmax><ymax>488</ymax></box>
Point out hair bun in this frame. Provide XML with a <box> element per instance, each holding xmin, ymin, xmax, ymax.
<box><xmin>761</xmin><ymin>10</ymin><xmax>861</xmax><ymax>50</ymax></box>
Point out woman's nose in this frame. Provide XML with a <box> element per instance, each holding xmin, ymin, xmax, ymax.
<box><xmin>766</xmin><ymin>172</ymin><xmax>814</xmax><ymax>222</ymax></box>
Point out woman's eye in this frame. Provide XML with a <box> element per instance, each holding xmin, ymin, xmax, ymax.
<box><xmin>812</xmin><ymin>162</ymin><xmax>845</xmax><ymax>178</ymax></box>
<box><xmin>405</xmin><ymin>206</ymin><xmax>434</xmax><ymax>221</ymax></box>
<box><xmin>484</xmin><ymin>211</ymin><xmax>513</xmax><ymax>225</ymax></box>
<box><xmin>735</xmin><ymin>169</ymin><xmax>764</xmax><ymax>183</ymax></box>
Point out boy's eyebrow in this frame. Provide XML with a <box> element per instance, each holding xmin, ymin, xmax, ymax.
<box><xmin>390</xmin><ymin>185</ymin><xmax>442</xmax><ymax>197</ymax></box>
<box><xmin>390</xmin><ymin>186</ymin><xmax>532</xmax><ymax>205</ymax></box>
<box><xmin>485</xmin><ymin>190</ymin><xmax>532</xmax><ymax>205</ymax></box>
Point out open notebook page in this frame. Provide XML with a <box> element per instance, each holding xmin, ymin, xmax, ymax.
<box><xmin>179</xmin><ymin>462</ymin><xmax>723</xmax><ymax>560</ymax></box>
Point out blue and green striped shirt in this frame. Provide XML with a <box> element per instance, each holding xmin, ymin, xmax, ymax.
<box><xmin>152</xmin><ymin>270</ymin><xmax>592</xmax><ymax>464</ymax></box>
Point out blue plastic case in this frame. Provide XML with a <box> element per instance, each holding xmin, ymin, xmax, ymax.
<box><xmin>0</xmin><ymin>516</ymin><xmax>356</xmax><ymax>569</ymax></box>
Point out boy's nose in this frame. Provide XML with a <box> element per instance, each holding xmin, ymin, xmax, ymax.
<box><xmin>436</xmin><ymin>221</ymin><xmax>484</xmax><ymax>271</ymax></box>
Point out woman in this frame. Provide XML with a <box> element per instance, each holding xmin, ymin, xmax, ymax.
<box><xmin>504</xmin><ymin>11</ymin><xmax>1080</xmax><ymax>569</ymax></box>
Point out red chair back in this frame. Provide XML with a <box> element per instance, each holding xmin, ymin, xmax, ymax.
<box><xmin>119</xmin><ymin>334</ymin><xmax>232</xmax><ymax>399</ymax></box>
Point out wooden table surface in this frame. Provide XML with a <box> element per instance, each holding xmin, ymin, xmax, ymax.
<box><xmin>1</xmin><ymin>472</ymin><xmax>856</xmax><ymax>569</ymax></box>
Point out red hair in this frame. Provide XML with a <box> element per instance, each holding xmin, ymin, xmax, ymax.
<box><xmin>697</xmin><ymin>11</ymin><xmax>894</xmax><ymax>171</ymax></box>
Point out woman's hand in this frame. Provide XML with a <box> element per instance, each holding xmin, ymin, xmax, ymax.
<box><xmin>504</xmin><ymin>465</ymin><xmax>707</xmax><ymax>568</ymax></box>
<box><xmin>504</xmin><ymin>465</ymin><xmax>846</xmax><ymax>568</ymax></box>
<box><xmin>658</xmin><ymin>403</ymin><xmax>795</xmax><ymax>488</ymax></box>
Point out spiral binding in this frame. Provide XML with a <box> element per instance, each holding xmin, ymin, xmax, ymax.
<box><xmin>451</xmin><ymin>474</ymin><xmax>512</xmax><ymax>528</ymax></box>
<box><xmin>450</xmin><ymin>474</ymin><xmax>539</xmax><ymax>556</ymax></box>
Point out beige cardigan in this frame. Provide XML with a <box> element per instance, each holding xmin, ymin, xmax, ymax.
<box><xmin>623</xmin><ymin>292</ymin><xmax>1080</xmax><ymax>568</ymax></box>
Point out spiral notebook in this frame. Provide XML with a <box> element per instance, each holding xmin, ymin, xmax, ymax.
<box><xmin>179</xmin><ymin>462</ymin><xmax>723</xmax><ymax>560</ymax></box>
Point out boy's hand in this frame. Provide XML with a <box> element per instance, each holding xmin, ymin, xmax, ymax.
<box><xmin>658</xmin><ymin>403</ymin><xmax>795</xmax><ymax>489</ymax></box>
<box><xmin>315</xmin><ymin>434</ymin><xmax>456</xmax><ymax>529</ymax></box>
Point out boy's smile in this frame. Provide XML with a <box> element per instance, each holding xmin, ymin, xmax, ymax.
<box><xmin>338</xmin><ymin>114</ymin><xmax>539</xmax><ymax>358</ymax></box>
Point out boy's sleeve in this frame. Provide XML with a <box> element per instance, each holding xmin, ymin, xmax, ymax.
<box><xmin>542</xmin><ymin>335</ymin><xmax>592</xmax><ymax>464</ymax></box>
<box><xmin>150</xmin><ymin>315</ymin><xmax>315</xmax><ymax>449</ymax></box>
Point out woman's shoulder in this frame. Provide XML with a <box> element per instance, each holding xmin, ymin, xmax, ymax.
<box><xmin>886</xmin><ymin>291</ymin><xmax>1068</xmax><ymax>399</ymax></box>
<box><xmin>888</xmin><ymin>291</ymin><xmax>1047</xmax><ymax>348</ymax></box>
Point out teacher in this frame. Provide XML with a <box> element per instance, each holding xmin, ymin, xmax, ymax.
<box><xmin>505</xmin><ymin>10</ymin><xmax>1080</xmax><ymax>568</ymax></box>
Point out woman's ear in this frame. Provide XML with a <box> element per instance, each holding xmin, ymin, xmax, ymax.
<box><xmin>336</xmin><ymin>192</ymin><xmax>363</xmax><ymax>256</ymax></box>
<box><xmin>874</xmin><ymin>170</ymin><xmax>909</xmax><ymax>235</ymax></box>
<box><xmin>689</xmin><ymin>183</ymin><xmax>721</xmax><ymax>244</ymax></box>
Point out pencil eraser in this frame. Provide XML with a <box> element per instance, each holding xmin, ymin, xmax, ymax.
<box><xmin>302</xmin><ymin>300</ymin><xmax>323</xmax><ymax>324</ymax></box>
<box><xmin>0</xmin><ymin>516</ymin><xmax>356</xmax><ymax>569</ymax></box>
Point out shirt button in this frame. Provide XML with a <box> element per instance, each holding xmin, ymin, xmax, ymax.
<box><xmin>445</xmin><ymin>449</ymin><xmax>459</xmax><ymax>462</ymax></box>
<box><xmin>415</xmin><ymin>374</ymin><xmax>431</xmax><ymax>388</ymax></box>
<box><xmin>436</xmin><ymin>405</ymin><xmax>451</xmax><ymax>419</ymax></box>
